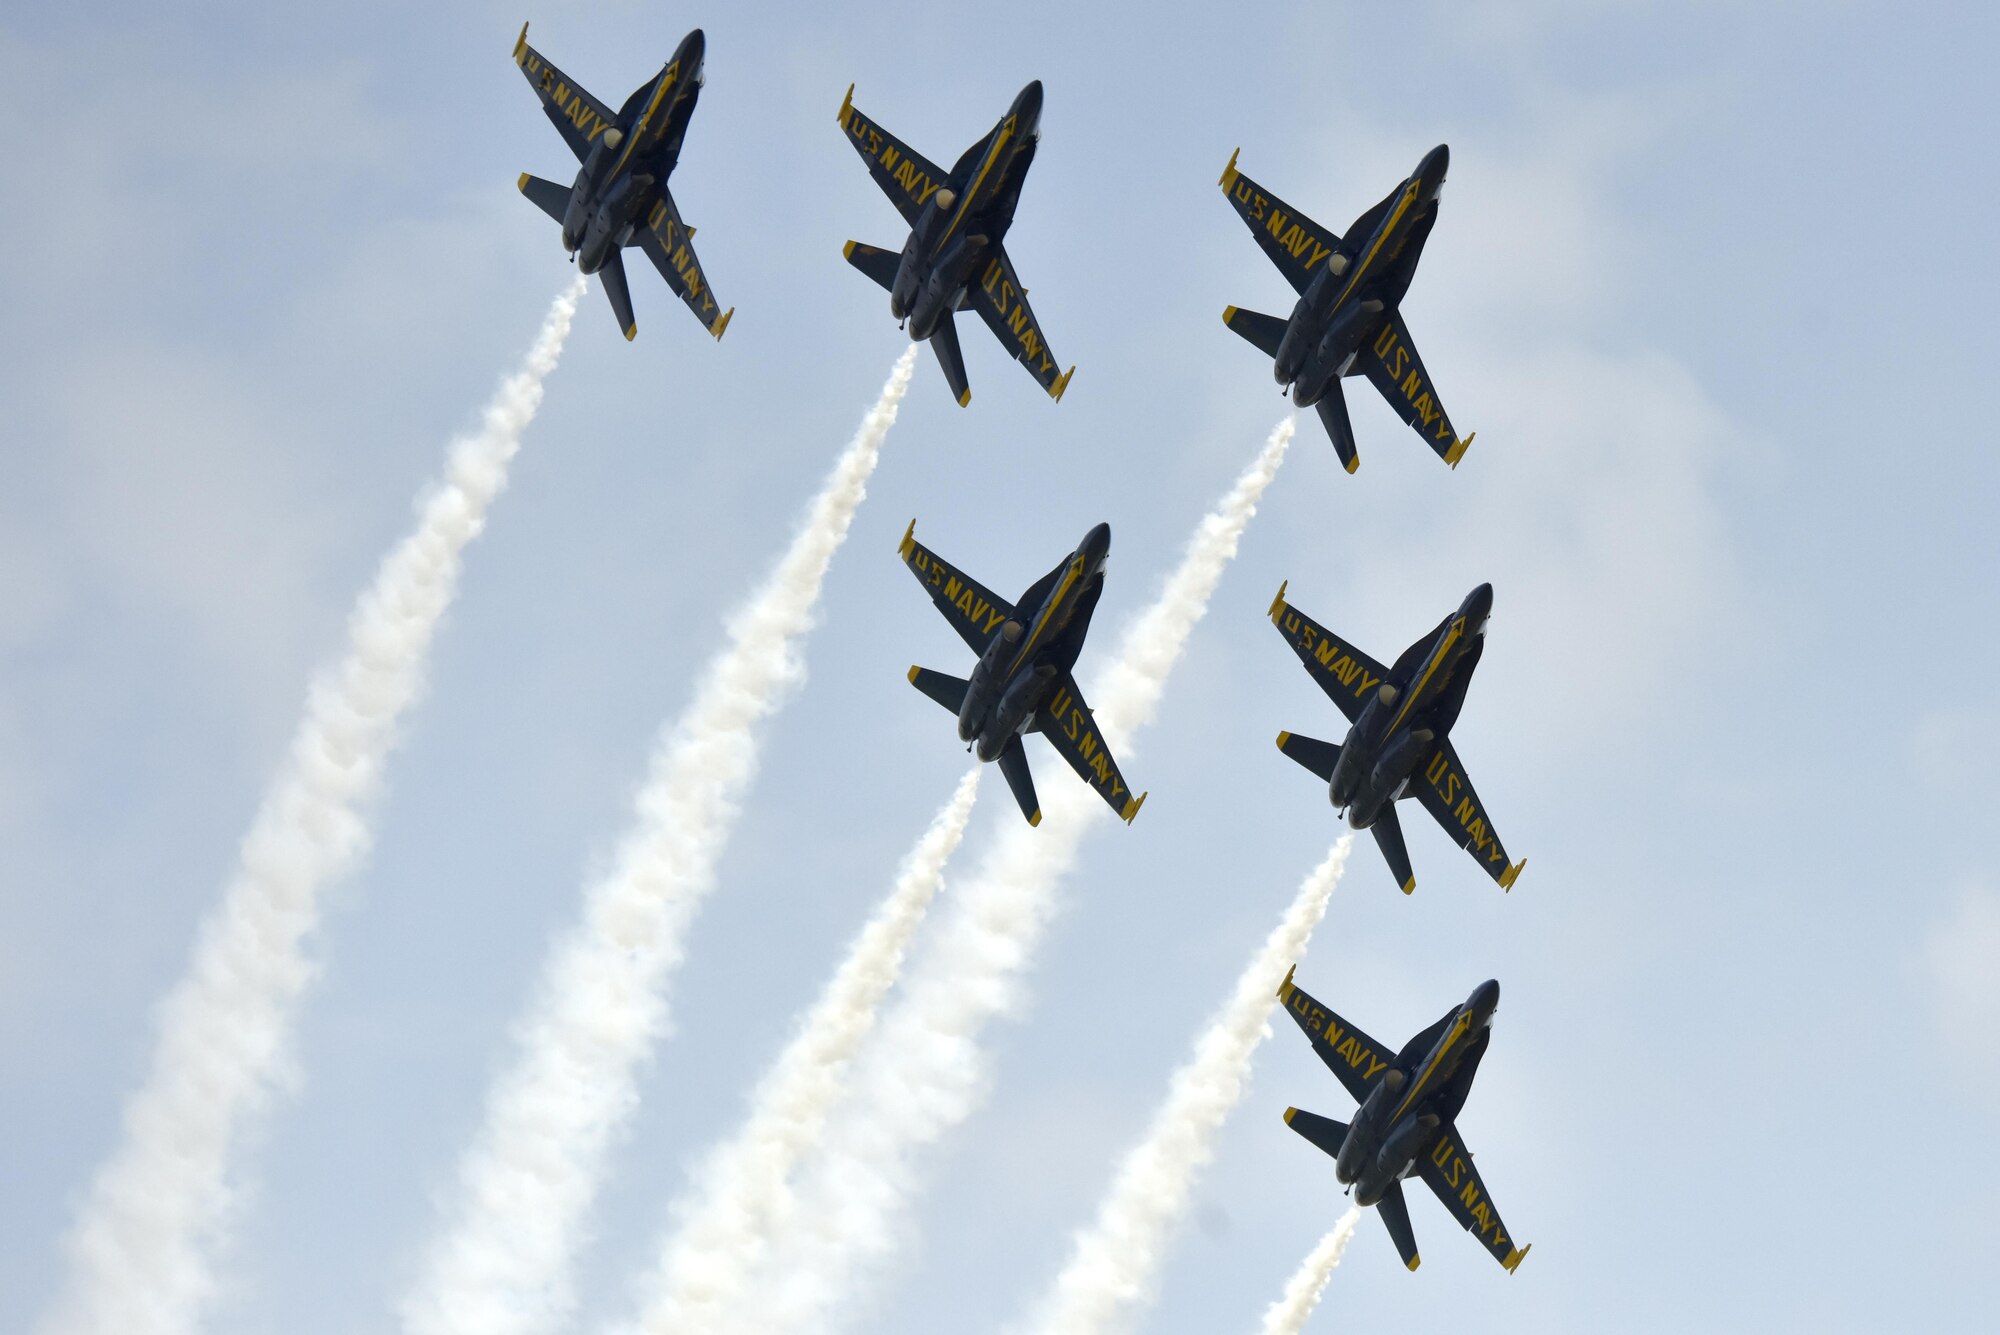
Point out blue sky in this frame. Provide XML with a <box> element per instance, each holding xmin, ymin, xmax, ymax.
<box><xmin>3</xmin><ymin>2</ymin><xmax>1996</xmax><ymax>1331</ymax></box>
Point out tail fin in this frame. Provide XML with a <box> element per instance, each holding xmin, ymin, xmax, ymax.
<box><xmin>518</xmin><ymin>173</ymin><xmax>573</xmax><ymax>227</ymax></box>
<box><xmin>1377</xmin><ymin>1179</ymin><xmax>1422</xmax><ymax>1271</ymax></box>
<box><xmin>1275</xmin><ymin>731</ymin><xmax>1341</xmax><ymax>783</ymax></box>
<box><xmin>907</xmin><ymin>666</ymin><xmax>970</xmax><ymax>715</ymax></box>
<box><xmin>996</xmin><ymin>734</ymin><xmax>1040</xmax><ymax>826</ymax></box>
<box><xmin>598</xmin><ymin>248</ymin><xmax>638</xmax><ymax>341</ymax></box>
<box><xmin>1282</xmin><ymin>1106</ymin><xmax>1349</xmax><ymax>1161</ymax></box>
<box><xmin>843</xmin><ymin>240</ymin><xmax>901</xmax><ymax>292</ymax></box>
<box><xmin>1371</xmin><ymin>804</ymin><xmax>1417</xmax><ymax>895</ymax></box>
<box><xmin>1222</xmin><ymin>304</ymin><xmax>1289</xmax><ymax>359</ymax></box>
<box><xmin>930</xmin><ymin>310</ymin><xmax>972</xmax><ymax>408</ymax></box>
<box><xmin>1315</xmin><ymin>378</ymin><xmax>1360</xmax><ymax>474</ymax></box>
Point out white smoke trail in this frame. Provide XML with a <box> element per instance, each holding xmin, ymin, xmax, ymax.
<box><xmin>737</xmin><ymin>415</ymin><xmax>1296</xmax><ymax>1335</ymax></box>
<box><xmin>398</xmin><ymin>345</ymin><xmax>920</xmax><ymax>1335</ymax></box>
<box><xmin>1020</xmin><ymin>838</ymin><xmax>1351</xmax><ymax>1335</ymax></box>
<box><xmin>1255</xmin><ymin>1207</ymin><xmax>1363</xmax><ymax>1335</ymax></box>
<box><xmin>614</xmin><ymin>767</ymin><xmax>982</xmax><ymax>1335</ymax></box>
<box><xmin>36</xmin><ymin>279</ymin><xmax>588</xmax><ymax>1335</ymax></box>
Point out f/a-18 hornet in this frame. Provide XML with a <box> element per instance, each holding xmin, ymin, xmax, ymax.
<box><xmin>899</xmin><ymin>522</ymin><xmax>1142</xmax><ymax>826</ymax></box>
<box><xmin>1218</xmin><ymin>146</ymin><xmax>1470</xmax><ymax>474</ymax></box>
<box><xmin>1268</xmin><ymin>582</ymin><xmax>1523</xmax><ymax>894</ymax></box>
<box><xmin>1278</xmin><ymin>969</ymin><xmax>1530</xmax><ymax>1274</ymax></box>
<box><xmin>838</xmin><ymin>81</ymin><xmax>1075</xmax><ymax>406</ymax></box>
<box><xmin>512</xmin><ymin>24</ymin><xmax>733</xmax><ymax>342</ymax></box>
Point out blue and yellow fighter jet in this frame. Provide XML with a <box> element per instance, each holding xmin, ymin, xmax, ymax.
<box><xmin>1268</xmin><ymin>582</ymin><xmax>1523</xmax><ymax>895</ymax></box>
<box><xmin>900</xmin><ymin>522</ymin><xmax>1143</xmax><ymax>827</ymax></box>
<box><xmin>1278</xmin><ymin>969</ymin><xmax>1531</xmax><ymax>1275</ymax></box>
<box><xmin>512</xmin><ymin>24</ymin><xmax>733</xmax><ymax>342</ymax></box>
<box><xmin>1218</xmin><ymin>146</ymin><xmax>1471</xmax><ymax>474</ymax></box>
<box><xmin>838</xmin><ymin>81</ymin><xmax>1075</xmax><ymax>406</ymax></box>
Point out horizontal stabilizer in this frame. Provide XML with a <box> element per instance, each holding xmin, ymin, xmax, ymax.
<box><xmin>843</xmin><ymin>240</ymin><xmax>901</xmax><ymax>293</ymax></box>
<box><xmin>1282</xmin><ymin>1106</ymin><xmax>1349</xmax><ymax>1161</ymax></box>
<box><xmin>1378</xmin><ymin>1179</ymin><xmax>1422</xmax><ymax>1271</ymax></box>
<box><xmin>1372</xmin><ymin>803</ymin><xmax>1417</xmax><ymax>895</ymax></box>
<box><xmin>1275</xmin><ymin>730</ymin><xmax>1341</xmax><ymax>783</ymax></box>
<box><xmin>907</xmin><ymin>666</ymin><xmax>969</xmax><ymax>716</ymax></box>
<box><xmin>599</xmin><ymin>248</ymin><xmax>638</xmax><ymax>341</ymax></box>
<box><xmin>518</xmin><ymin>173</ymin><xmax>573</xmax><ymax>227</ymax></box>
<box><xmin>997</xmin><ymin>734</ymin><xmax>1041</xmax><ymax>827</ymax></box>
<box><xmin>1222</xmin><ymin>304</ymin><xmax>1289</xmax><ymax>359</ymax></box>
<box><xmin>931</xmin><ymin>311</ymin><xmax>972</xmax><ymax>407</ymax></box>
<box><xmin>1315</xmin><ymin>378</ymin><xmax>1361</xmax><ymax>474</ymax></box>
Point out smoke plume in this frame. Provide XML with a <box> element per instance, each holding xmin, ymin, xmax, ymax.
<box><xmin>735</xmin><ymin>416</ymin><xmax>1296</xmax><ymax>1335</ymax></box>
<box><xmin>38</xmin><ymin>279</ymin><xmax>588</xmax><ymax>1335</ymax></box>
<box><xmin>1020</xmin><ymin>839</ymin><xmax>1351</xmax><ymax>1335</ymax></box>
<box><xmin>398</xmin><ymin>346</ymin><xmax>920</xmax><ymax>1335</ymax></box>
<box><xmin>614</xmin><ymin>768</ymin><xmax>982</xmax><ymax>1335</ymax></box>
<box><xmin>1255</xmin><ymin>1207</ymin><xmax>1363</xmax><ymax>1335</ymax></box>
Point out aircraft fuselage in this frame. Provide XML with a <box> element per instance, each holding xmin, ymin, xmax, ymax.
<box><xmin>1276</xmin><ymin>144</ymin><xmax>1448</xmax><ymax>407</ymax></box>
<box><xmin>1339</xmin><ymin>979</ymin><xmax>1497</xmax><ymax>1207</ymax></box>
<box><xmin>957</xmin><ymin>520</ymin><xmax>1107</xmax><ymax>763</ymax></box>
<box><xmin>1330</xmin><ymin>581</ymin><xmax>1489</xmax><ymax>830</ymax></box>
<box><xmin>892</xmin><ymin>80</ymin><xmax>1043</xmax><ymax>341</ymax></box>
<box><xmin>563</xmin><ymin>29</ymin><xmax>705</xmax><ymax>273</ymax></box>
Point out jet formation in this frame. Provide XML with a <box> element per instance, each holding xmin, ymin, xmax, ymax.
<box><xmin>1219</xmin><ymin>147</ymin><xmax>1471</xmax><ymax>474</ymax></box>
<box><xmin>901</xmin><ymin>521</ymin><xmax>1143</xmax><ymax>827</ymax></box>
<box><xmin>1279</xmin><ymin>969</ymin><xmax>1530</xmax><ymax>1273</ymax></box>
<box><xmin>513</xmin><ymin>24</ymin><xmax>733</xmax><ymax>342</ymax></box>
<box><xmin>1268</xmin><ymin>581</ymin><xmax>1523</xmax><ymax>896</ymax></box>
<box><xmin>503</xmin><ymin>20</ymin><xmax>1534</xmax><ymax>1280</ymax></box>
<box><xmin>838</xmin><ymin>81</ymin><xmax>1075</xmax><ymax>407</ymax></box>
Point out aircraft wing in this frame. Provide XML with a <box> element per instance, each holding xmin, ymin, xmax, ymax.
<box><xmin>838</xmin><ymin>85</ymin><xmax>952</xmax><ymax>226</ymax></box>
<box><xmin>1033</xmin><ymin>672</ymin><xmax>1145</xmax><ymax>823</ymax></box>
<box><xmin>898</xmin><ymin>523</ymin><xmax>1017</xmax><ymax>654</ymax></box>
<box><xmin>1410</xmin><ymin>737</ymin><xmax>1524</xmax><ymax>890</ymax></box>
<box><xmin>1268</xmin><ymin>583</ymin><xmax>1393</xmax><ymax>724</ymax></box>
<box><xmin>967</xmin><ymin>246</ymin><xmax>1075</xmax><ymax>400</ymax></box>
<box><xmin>1218</xmin><ymin>151</ymin><xmax>1345</xmax><ymax>296</ymax></box>
<box><xmin>632</xmin><ymin>192</ymin><xmax>734</xmax><ymax>338</ymax></box>
<box><xmin>1276</xmin><ymin>968</ymin><xmax>1397</xmax><ymax>1106</ymax></box>
<box><xmin>1416</xmin><ymin>1118</ymin><xmax>1531</xmax><ymax>1272</ymax></box>
<box><xmin>513</xmin><ymin>27</ymin><xmax>619</xmax><ymax>163</ymax></box>
<box><xmin>1358</xmin><ymin>307</ymin><xmax>1474</xmax><ymax>467</ymax></box>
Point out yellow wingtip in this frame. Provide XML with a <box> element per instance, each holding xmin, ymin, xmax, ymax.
<box><xmin>1282</xmin><ymin>1105</ymin><xmax>1299</xmax><ymax>1124</ymax></box>
<box><xmin>1407</xmin><ymin>1253</ymin><xmax>1423</xmax><ymax>1272</ymax></box>
<box><xmin>1027</xmin><ymin>808</ymin><xmax>1042</xmax><ymax>828</ymax></box>
<box><xmin>1400</xmin><ymin>875</ymin><xmax>1417</xmax><ymax>896</ymax></box>
<box><xmin>710</xmin><ymin>307</ymin><xmax>734</xmax><ymax>341</ymax></box>
<box><xmin>513</xmin><ymin>21</ymin><xmax>529</xmax><ymax>61</ymax></box>
<box><xmin>1275</xmin><ymin>730</ymin><xmax>1292</xmax><ymax>750</ymax></box>
<box><xmin>1267</xmin><ymin>579</ymin><xmax>1289</xmax><ymax>622</ymax></box>
<box><xmin>1445</xmin><ymin>431</ymin><xmax>1475</xmax><ymax>468</ymax></box>
<box><xmin>1219</xmin><ymin>147</ymin><xmax>1241</xmax><ymax>191</ymax></box>
<box><xmin>897</xmin><ymin>518</ymin><xmax>917</xmax><ymax>559</ymax></box>
<box><xmin>1499</xmin><ymin>858</ymin><xmax>1525</xmax><ymax>891</ymax></box>
<box><xmin>906</xmin><ymin>665</ymin><xmax>922</xmax><ymax>684</ymax></box>
<box><xmin>842</xmin><ymin>239</ymin><xmax>858</xmax><ymax>260</ymax></box>
<box><xmin>1503</xmin><ymin>1243</ymin><xmax>1531</xmax><ymax>1273</ymax></box>
<box><xmin>1121</xmin><ymin>791</ymin><xmax>1148</xmax><ymax>824</ymax></box>
<box><xmin>517</xmin><ymin>172</ymin><xmax>530</xmax><ymax>192</ymax></box>
<box><xmin>956</xmin><ymin>387</ymin><xmax>973</xmax><ymax>408</ymax></box>
<box><xmin>838</xmin><ymin>82</ymin><xmax>855</xmax><ymax>124</ymax></box>
<box><xmin>1222</xmin><ymin>304</ymin><xmax>1239</xmax><ymax>325</ymax></box>
<box><xmin>1344</xmin><ymin>453</ymin><xmax>1360</xmax><ymax>475</ymax></box>
<box><xmin>1050</xmin><ymin>365</ymin><xmax>1075</xmax><ymax>401</ymax></box>
<box><xmin>623</xmin><ymin>322</ymin><xmax>638</xmax><ymax>342</ymax></box>
<box><xmin>1277</xmin><ymin>963</ymin><xmax>1296</xmax><ymax>1002</ymax></box>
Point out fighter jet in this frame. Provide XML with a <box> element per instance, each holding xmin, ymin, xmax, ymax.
<box><xmin>900</xmin><ymin>521</ymin><xmax>1143</xmax><ymax>826</ymax></box>
<box><xmin>838</xmin><ymin>82</ymin><xmax>1075</xmax><ymax>406</ymax></box>
<box><xmin>1277</xmin><ymin>969</ymin><xmax>1531</xmax><ymax>1274</ymax></box>
<box><xmin>1267</xmin><ymin>581</ymin><xmax>1523</xmax><ymax>894</ymax></box>
<box><xmin>512</xmin><ymin>24</ymin><xmax>733</xmax><ymax>342</ymax></box>
<box><xmin>1218</xmin><ymin>147</ymin><xmax>1470</xmax><ymax>474</ymax></box>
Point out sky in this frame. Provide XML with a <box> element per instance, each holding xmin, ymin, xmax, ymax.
<box><xmin>3</xmin><ymin>1</ymin><xmax>1997</xmax><ymax>1331</ymax></box>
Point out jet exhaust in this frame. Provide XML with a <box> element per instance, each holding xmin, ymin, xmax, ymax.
<box><xmin>1018</xmin><ymin>838</ymin><xmax>1352</xmax><ymax>1335</ymax></box>
<box><xmin>1254</xmin><ymin>1206</ymin><xmax>1364</xmax><ymax>1335</ymax></box>
<box><xmin>396</xmin><ymin>345</ymin><xmax>921</xmax><ymax>1335</ymax></box>
<box><xmin>724</xmin><ymin>415</ymin><xmax>1296</xmax><ymax>1335</ymax></box>
<box><xmin>35</xmin><ymin>278</ymin><xmax>588</xmax><ymax>1335</ymax></box>
<box><xmin>612</xmin><ymin>768</ymin><xmax>982</xmax><ymax>1335</ymax></box>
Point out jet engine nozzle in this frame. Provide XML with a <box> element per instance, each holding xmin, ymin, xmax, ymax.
<box><xmin>601</xmin><ymin>128</ymin><xmax>625</xmax><ymax>150</ymax></box>
<box><xmin>934</xmin><ymin>188</ymin><xmax>957</xmax><ymax>210</ymax></box>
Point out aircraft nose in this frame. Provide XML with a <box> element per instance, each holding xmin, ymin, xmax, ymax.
<box><xmin>1080</xmin><ymin>521</ymin><xmax>1111</xmax><ymax>563</ymax></box>
<box><xmin>1421</xmin><ymin>143</ymin><xmax>1450</xmax><ymax>182</ymax></box>
<box><xmin>1462</xmin><ymin>581</ymin><xmax>1493</xmax><ymax>627</ymax></box>
<box><xmin>680</xmin><ymin>28</ymin><xmax>706</xmax><ymax>63</ymax></box>
<box><xmin>1015</xmin><ymin>79</ymin><xmax>1045</xmax><ymax>128</ymax></box>
<box><xmin>1468</xmin><ymin>978</ymin><xmax>1500</xmax><ymax>1019</ymax></box>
